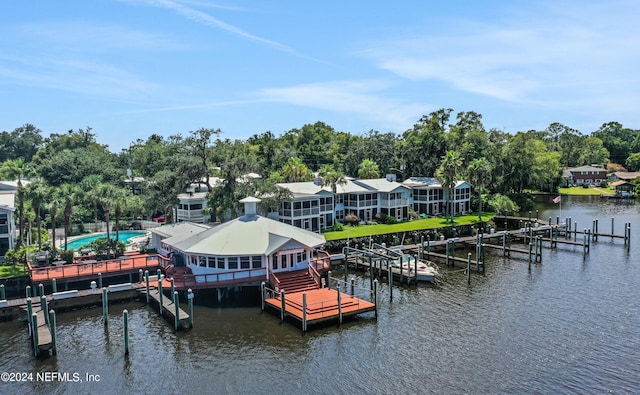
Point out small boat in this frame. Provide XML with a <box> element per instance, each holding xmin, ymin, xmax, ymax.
<box><xmin>392</xmin><ymin>255</ymin><xmax>440</xmax><ymax>283</ymax></box>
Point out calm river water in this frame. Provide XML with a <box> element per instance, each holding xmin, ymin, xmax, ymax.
<box><xmin>1</xmin><ymin>196</ymin><xmax>638</xmax><ymax>394</ymax></box>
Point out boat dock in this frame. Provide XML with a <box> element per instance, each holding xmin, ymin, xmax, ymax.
<box><xmin>263</xmin><ymin>286</ymin><xmax>376</xmax><ymax>332</ymax></box>
<box><xmin>142</xmin><ymin>286</ymin><xmax>191</xmax><ymax>331</ymax></box>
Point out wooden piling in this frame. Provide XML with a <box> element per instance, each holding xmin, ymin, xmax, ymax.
<box><xmin>467</xmin><ymin>253</ymin><xmax>471</xmax><ymax>285</ymax></box>
<box><xmin>373</xmin><ymin>280</ymin><xmax>378</xmax><ymax>318</ymax></box>
<box><xmin>40</xmin><ymin>295</ymin><xmax>48</xmax><ymax>326</ymax></box>
<box><xmin>388</xmin><ymin>262</ymin><xmax>393</xmax><ymax>302</ymax></box>
<box><xmin>49</xmin><ymin>310</ymin><xmax>57</xmax><ymax>355</ymax></box>
<box><xmin>302</xmin><ymin>292</ymin><xmax>307</xmax><ymax>332</ymax></box>
<box><xmin>350</xmin><ymin>277</ymin><xmax>355</xmax><ymax>296</ymax></box>
<box><xmin>52</xmin><ymin>278</ymin><xmax>57</xmax><ymax>294</ymax></box>
<box><xmin>337</xmin><ymin>289</ymin><xmax>342</xmax><ymax>325</ymax></box>
<box><xmin>528</xmin><ymin>243</ymin><xmax>533</xmax><ymax>271</ymax></box>
<box><xmin>123</xmin><ymin>309</ymin><xmax>129</xmax><ymax>355</ymax></box>
<box><xmin>280</xmin><ymin>290</ymin><xmax>286</xmax><ymax>322</ymax></box>
<box><xmin>98</xmin><ymin>273</ymin><xmax>102</xmax><ymax>289</ymax></box>
<box><xmin>174</xmin><ymin>291</ymin><xmax>179</xmax><ymax>331</ymax></box>
<box><xmin>32</xmin><ymin>313</ymin><xmax>39</xmax><ymax>357</ymax></box>
<box><xmin>0</xmin><ymin>284</ymin><xmax>4</xmax><ymax>300</ymax></box>
<box><xmin>39</xmin><ymin>283</ymin><xmax>44</xmax><ymax>297</ymax></box>
<box><xmin>139</xmin><ymin>269</ymin><xmax>143</xmax><ymax>283</ymax></box>
<box><xmin>102</xmin><ymin>287</ymin><xmax>108</xmax><ymax>325</ymax></box>
<box><xmin>158</xmin><ymin>275</ymin><xmax>164</xmax><ymax>314</ymax></box>
<box><xmin>260</xmin><ymin>282</ymin><xmax>266</xmax><ymax>311</ymax></box>
<box><xmin>145</xmin><ymin>270</ymin><xmax>150</xmax><ymax>303</ymax></box>
<box><xmin>188</xmin><ymin>289</ymin><xmax>194</xmax><ymax>327</ymax></box>
<box><xmin>26</xmin><ymin>297</ymin><xmax>33</xmax><ymax>336</ymax></box>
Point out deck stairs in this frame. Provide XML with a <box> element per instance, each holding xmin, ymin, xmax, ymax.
<box><xmin>273</xmin><ymin>270</ymin><xmax>319</xmax><ymax>294</ymax></box>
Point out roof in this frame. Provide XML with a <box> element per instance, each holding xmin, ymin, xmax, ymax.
<box><xmin>177</xmin><ymin>191</ymin><xmax>208</xmax><ymax>201</ymax></box>
<box><xmin>276</xmin><ymin>181</ymin><xmax>331</xmax><ymax>198</ymax></box>
<box><xmin>567</xmin><ymin>165</ymin><xmax>607</xmax><ymax>173</ymax></box>
<box><xmin>352</xmin><ymin>178</ymin><xmax>410</xmax><ymax>193</ymax></box>
<box><xmin>402</xmin><ymin>177</ymin><xmax>470</xmax><ymax>189</ymax></box>
<box><xmin>611</xmin><ymin>180</ymin><xmax>633</xmax><ymax>187</ymax></box>
<box><xmin>612</xmin><ymin>171</ymin><xmax>640</xmax><ymax>181</ymax></box>
<box><xmin>149</xmin><ymin>222</ymin><xmax>211</xmax><ymax>239</ymax></box>
<box><xmin>0</xmin><ymin>192</ymin><xmax>15</xmax><ymax>211</ymax></box>
<box><xmin>165</xmin><ymin>215</ymin><xmax>326</xmax><ymax>256</ymax></box>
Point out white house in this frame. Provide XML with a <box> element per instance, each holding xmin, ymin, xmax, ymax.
<box><xmin>0</xmin><ymin>192</ymin><xmax>16</xmax><ymax>260</ymax></box>
<box><xmin>150</xmin><ymin>197</ymin><xmax>326</xmax><ymax>284</ymax></box>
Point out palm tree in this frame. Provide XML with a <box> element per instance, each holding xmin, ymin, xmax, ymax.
<box><xmin>282</xmin><ymin>157</ymin><xmax>313</xmax><ymax>183</ymax></box>
<box><xmin>98</xmin><ymin>184</ymin><xmax>119</xmax><ymax>258</ymax></box>
<box><xmin>357</xmin><ymin>159</ymin><xmax>381</xmax><ymax>179</ymax></box>
<box><xmin>59</xmin><ymin>184</ymin><xmax>80</xmax><ymax>251</ymax></box>
<box><xmin>466</xmin><ymin>158</ymin><xmax>492</xmax><ymax>221</ymax></box>
<box><xmin>436</xmin><ymin>150</ymin><xmax>463</xmax><ymax>223</ymax></box>
<box><xmin>112</xmin><ymin>187</ymin><xmax>127</xmax><ymax>243</ymax></box>
<box><xmin>44</xmin><ymin>186</ymin><xmax>64</xmax><ymax>258</ymax></box>
<box><xmin>81</xmin><ymin>175</ymin><xmax>103</xmax><ymax>233</ymax></box>
<box><xmin>0</xmin><ymin>158</ymin><xmax>33</xmax><ymax>247</ymax></box>
<box><xmin>26</xmin><ymin>181</ymin><xmax>47</xmax><ymax>250</ymax></box>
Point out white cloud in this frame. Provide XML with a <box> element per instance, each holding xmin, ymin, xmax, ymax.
<box><xmin>360</xmin><ymin>0</ymin><xmax>640</xmax><ymax>111</ymax></box>
<box><xmin>255</xmin><ymin>80</ymin><xmax>429</xmax><ymax>131</ymax></box>
<box><xmin>139</xmin><ymin>0</ymin><xmax>297</xmax><ymax>54</ymax></box>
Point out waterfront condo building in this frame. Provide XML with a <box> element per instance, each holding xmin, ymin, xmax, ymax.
<box><xmin>275</xmin><ymin>176</ymin><xmax>472</xmax><ymax>233</ymax></box>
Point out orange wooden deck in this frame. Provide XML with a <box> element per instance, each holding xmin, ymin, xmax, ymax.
<box><xmin>29</xmin><ymin>254</ymin><xmax>171</xmax><ymax>284</ymax></box>
<box><xmin>265</xmin><ymin>288</ymin><xmax>376</xmax><ymax>327</ymax></box>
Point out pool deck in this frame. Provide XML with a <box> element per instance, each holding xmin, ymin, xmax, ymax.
<box><xmin>28</xmin><ymin>253</ymin><xmax>171</xmax><ymax>285</ymax></box>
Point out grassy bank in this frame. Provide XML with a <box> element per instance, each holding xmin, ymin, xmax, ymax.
<box><xmin>559</xmin><ymin>187</ymin><xmax>614</xmax><ymax>196</ymax></box>
<box><xmin>0</xmin><ymin>264</ymin><xmax>28</xmax><ymax>279</ymax></box>
<box><xmin>323</xmin><ymin>214</ymin><xmax>494</xmax><ymax>241</ymax></box>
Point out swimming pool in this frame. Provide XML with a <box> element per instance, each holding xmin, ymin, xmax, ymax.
<box><xmin>64</xmin><ymin>231</ymin><xmax>148</xmax><ymax>250</ymax></box>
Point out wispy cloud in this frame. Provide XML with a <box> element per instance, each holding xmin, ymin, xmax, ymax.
<box><xmin>255</xmin><ymin>80</ymin><xmax>429</xmax><ymax>131</ymax></box>
<box><xmin>17</xmin><ymin>22</ymin><xmax>188</xmax><ymax>53</ymax></box>
<box><xmin>139</xmin><ymin>0</ymin><xmax>297</xmax><ymax>54</ymax></box>
<box><xmin>360</xmin><ymin>0</ymin><xmax>640</xmax><ymax>111</ymax></box>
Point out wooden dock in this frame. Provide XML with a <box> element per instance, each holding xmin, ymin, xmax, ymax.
<box><xmin>264</xmin><ymin>288</ymin><xmax>376</xmax><ymax>331</ymax></box>
<box><xmin>31</xmin><ymin>305</ymin><xmax>52</xmax><ymax>355</ymax></box>
<box><xmin>143</xmin><ymin>287</ymin><xmax>191</xmax><ymax>330</ymax></box>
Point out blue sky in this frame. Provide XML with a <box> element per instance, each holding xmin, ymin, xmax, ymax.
<box><xmin>2</xmin><ymin>0</ymin><xmax>639</xmax><ymax>152</ymax></box>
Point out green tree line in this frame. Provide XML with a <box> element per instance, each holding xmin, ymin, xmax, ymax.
<box><xmin>2</xmin><ymin>110</ymin><xmax>639</xmax><ymax>260</ymax></box>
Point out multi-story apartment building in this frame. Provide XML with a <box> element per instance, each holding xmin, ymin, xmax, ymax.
<box><xmin>0</xmin><ymin>192</ymin><xmax>16</xmax><ymax>260</ymax></box>
<box><xmin>403</xmin><ymin>177</ymin><xmax>471</xmax><ymax>216</ymax></box>
<box><xmin>277</xmin><ymin>176</ymin><xmax>471</xmax><ymax>233</ymax></box>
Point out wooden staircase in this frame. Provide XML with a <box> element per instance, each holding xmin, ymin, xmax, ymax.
<box><xmin>273</xmin><ymin>270</ymin><xmax>319</xmax><ymax>293</ymax></box>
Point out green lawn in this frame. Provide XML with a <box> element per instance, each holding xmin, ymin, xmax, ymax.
<box><xmin>323</xmin><ymin>214</ymin><xmax>494</xmax><ymax>241</ymax></box>
<box><xmin>559</xmin><ymin>187</ymin><xmax>614</xmax><ymax>196</ymax></box>
<box><xmin>0</xmin><ymin>264</ymin><xmax>28</xmax><ymax>279</ymax></box>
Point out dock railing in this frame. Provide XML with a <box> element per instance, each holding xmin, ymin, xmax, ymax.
<box><xmin>28</xmin><ymin>254</ymin><xmax>172</xmax><ymax>283</ymax></box>
<box><xmin>171</xmin><ymin>268</ymin><xmax>267</xmax><ymax>290</ymax></box>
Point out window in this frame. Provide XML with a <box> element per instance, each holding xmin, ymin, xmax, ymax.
<box><xmin>272</xmin><ymin>254</ymin><xmax>278</xmax><ymax>269</ymax></box>
<box><xmin>207</xmin><ymin>257</ymin><xmax>215</xmax><ymax>268</ymax></box>
<box><xmin>240</xmin><ymin>256</ymin><xmax>250</xmax><ymax>269</ymax></box>
<box><xmin>282</xmin><ymin>254</ymin><xmax>288</xmax><ymax>268</ymax></box>
<box><xmin>251</xmin><ymin>256</ymin><xmax>261</xmax><ymax>268</ymax></box>
<box><xmin>190</xmin><ymin>203</ymin><xmax>203</xmax><ymax>210</ymax></box>
<box><xmin>228</xmin><ymin>257</ymin><xmax>238</xmax><ymax>269</ymax></box>
<box><xmin>199</xmin><ymin>257</ymin><xmax>206</xmax><ymax>267</ymax></box>
<box><xmin>217</xmin><ymin>257</ymin><xmax>225</xmax><ymax>269</ymax></box>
